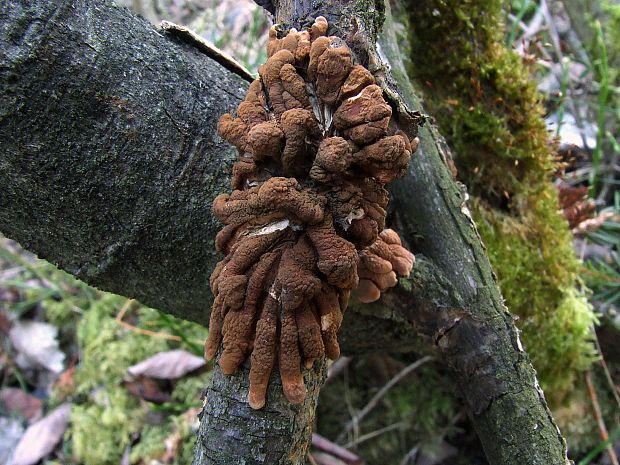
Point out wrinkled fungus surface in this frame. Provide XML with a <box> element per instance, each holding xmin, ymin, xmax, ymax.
<box><xmin>206</xmin><ymin>17</ymin><xmax>419</xmax><ymax>409</ymax></box>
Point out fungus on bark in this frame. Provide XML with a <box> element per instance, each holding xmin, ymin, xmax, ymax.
<box><xmin>205</xmin><ymin>17</ymin><xmax>420</xmax><ymax>409</ymax></box>
<box><xmin>356</xmin><ymin>229</ymin><xmax>416</xmax><ymax>303</ymax></box>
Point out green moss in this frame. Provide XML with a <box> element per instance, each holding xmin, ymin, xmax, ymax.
<box><xmin>66</xmin><ymin>295</ymin><xmax>168</xmax><ymax>464</ymax></box>
<box><xmin>70</xmin><ymin>388</ymin><xmax>144</xmax><ymax>465</ymax></box>
<box><xmin>404</xmin><ymin>0</ymin><xmax>596</xmax><ymax>400</ymax></box>
<box><xmin>2</xmin><ymin>215</ymin><xmax>208</xmax><ymax>465</ymax></box>
<box><xmin>128</xmin><ymin>413</ymin><xmax>199</xmax><ymax>465</ymax></box>
<box><xmin>347</xmin><ymin>0</ymin><xmax>386</xmax><ymax>42</ymax></box>
<box><xmin>44</xmin><ymin>284</ymin><xmax>209</xmax><ymax>465</ymax></box>
<box><xmin>43</xmin><ymin>299</ymin><xmax>81</xmax><ymax>328</ymax></box>
<box><xmin>73</xmin><ymin>296</ymin><xmax>168</xmax><ymax>392</ymax></box>
<box><xmin>129</xmin><ymin>423</ymin><xmax>168</xmax><ymax>462</ymax></box>
<box><xmin>475</xmin><ymin>201</ymin><xmax>595</xmax><ymax>396</ymax></box>
<box><xmin>398</xmin><ymin>276</ymin><xmax>413</xmax><ymax>292</ymax></box>
<box><xmin>386</xmin><ymin>365</ymin><xmax>458</xmax><ymax>447</ymax></box>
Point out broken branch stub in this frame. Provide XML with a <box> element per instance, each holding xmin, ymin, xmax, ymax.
<box><xmin>205</xmin><ymin>17</ymin><xmax>421</xmax><ymax>409</ymax></box>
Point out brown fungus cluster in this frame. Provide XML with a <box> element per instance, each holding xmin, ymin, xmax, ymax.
<box><xmin>206</xmin><ymin>17</ymin><xmax>418</xmax><ymax>409</ymax></box>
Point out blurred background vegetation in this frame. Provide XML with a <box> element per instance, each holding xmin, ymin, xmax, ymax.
<box><xmin>1</xmin><ymin>0</ymin><xmax>619</xmax><ymax>464</ymax></box>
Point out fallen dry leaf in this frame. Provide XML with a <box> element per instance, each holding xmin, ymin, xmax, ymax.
<box><xmin>573</xmin><ymin>211</ymin><xmax>617</xmax><ymax>235</ymax></box>
<box><xmin>0</xmin><ymin>417</ymin><xmax>24</xmax><ymax>464</ymax></box>
<box><xmin>557</xmin><ymin>183</ymin><xmax>595</xmax><ymax>229</ymax></box>
<box><xmin>11</xmin><ymin>403</ymin><xmax>71</xmax><ymax>465</ymax></box>
<box><xmin>0</xmin><ymin>388</ymin><xmax>43</xmax><ymax>421</ymax></box>
<box><xmin>123</xmin><ymin>377</ymin><xmax>173</xmax><ymax>404</ymax></box>
<box><xmin>53</xmin><ymin>366</ymin><xmax>76</xmax><ymax>399</ymax></box>
<box><xmin>9</xmin><ymin>321</ymin><xmax>65</xmax><ymax>373</ymax></box>
<box><xmin>127</xmin><ymin>350</ymin><xmax>205</xmax><ymax>379</ymax></box>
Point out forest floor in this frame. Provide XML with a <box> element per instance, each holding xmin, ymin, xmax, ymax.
<box><xmin>1</xmin><ymin>1</ymin><xmax>619</xmax><ymax>465</ymax></box>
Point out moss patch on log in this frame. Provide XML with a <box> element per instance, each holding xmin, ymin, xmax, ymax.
<box><xmin>403</xmin><ymin>0</ymin><xmax>596</xmax><ymax>400</ymax></box>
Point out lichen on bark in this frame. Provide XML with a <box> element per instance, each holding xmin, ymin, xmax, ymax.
<box><xmin>403</xmin><ymin>0</ymin><xmax>596</xmax><ymax>400</ymax></box>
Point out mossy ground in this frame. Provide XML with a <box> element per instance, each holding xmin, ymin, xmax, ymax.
<box><xmin>57</xmin><ymin>294</ymin><xmax>210</xmax><ymax>465</ymax></box>
<box><xmin>0</xmin><ymin>242</ymin><xmax>210</xmax><ymax>465</ymax></box>
<box><xmin>403</xmin><ymin>0</ymin><xmax>597</xmax><ymax>401</ymax></box>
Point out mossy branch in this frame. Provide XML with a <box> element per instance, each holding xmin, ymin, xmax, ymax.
<box><xmin>403</xmin><ymin>0</ymin><xmax>596</xmax><ymax>400</ymax></box>
<box><xmin>0</xmin><ymin>0</ymin><xmax>572</xmax><ymax>464</ymax></box>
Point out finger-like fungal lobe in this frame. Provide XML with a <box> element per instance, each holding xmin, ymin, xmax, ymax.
<box><xmin>355</xmin><ymin>229</ymin><xmax>416</xmax><ymax>303</ymax></box>
<box><xmin>206</xmin><ymin>17</ymin><xmax>419</xmax><ymax>409</ymax></box>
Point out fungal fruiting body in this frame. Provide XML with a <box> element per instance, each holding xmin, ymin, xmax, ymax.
<box><xmin>206</xmin><ymin>17</ymin><xmax>418</xmax><ymax>409</ymax></box>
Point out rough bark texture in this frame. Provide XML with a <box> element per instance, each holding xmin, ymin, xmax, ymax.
<box><xmin>193</xmin><ymin>360</ymin><xmax>327</xmax><ymax>465</ymax></box>
<box><xmin>0</xmin><ymin>0</ymin><xmax>245</xmax><ymax>325</ymax></box>
<box><xmin>0</xmin><ymin>1</ymin><xmax>572</xmax><ymax>464</ymax></box>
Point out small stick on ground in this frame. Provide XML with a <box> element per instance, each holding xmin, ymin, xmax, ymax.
<box><xmin>585</xmin><ymin>370</ymin><xmax>620</xmax><ymax>465</ymax></box>
<box><xmin>312</xmin><ymin>433</ymin><xmax>362</xmax><ymax>465</ymax></box>
<box><xmin>337</xmin><ymin>355</ymin><xmax>434</xmax><ymax>442</ymax></box>
<box><xmin>115</xmin><ymin>299</ymin><xmax>181</xmax><ymax>341</ymax></box>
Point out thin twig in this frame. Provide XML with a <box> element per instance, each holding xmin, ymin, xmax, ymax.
<box><xmin>585</xmin><ymin>370</ymin><xmax>620</xmax><ymax>465</ymax></box>
<box><xmin>398</xmin><ymin>446</ymin><xmax>419</xmax><ymax>465</ymax></box>
<box><xmin>115</xmin><ymin>299</ymin><xmax>182</xmax><ymax>341</ymax></box>
<box><xmin>342</xmin><ymin>362</ymin><xmax>359</xmax><ymax>447</ymax></box>
<box><xmin>343</xmin><ymin>422</ymin><xmax>406</xmax><ymax>449</ymax></box>
<box><xmin>307</xmin><ymin>453</ymin><xmax>320</xmax><ymax>465</ymax></box>
<box><xmin>327</xmin><ymin>356</ymin><xmax>353</xmax><ymax>383</ymax></box>
<box><xmin>338</xmin><ymin>356</ymin><xmax>434</xmax><ymax>442</ymax></box>
<box><xmin>312</xmin><ymin>434</ymin><xmax>362</xmax><ymax>465</ymax></box>
<box><xmin>521</xmin><ymin>7</ymin><xmax>545</xmax><ymax>40</ymax></box>
<box><xmin>398</xmin><ymin>410</ymin><xmax>463</xmax><ymax>465</ymax></box>
<box><xmin>591</xmin><ymin>325</ymin><xmax>620</xmax><ymax>410</ymax></box>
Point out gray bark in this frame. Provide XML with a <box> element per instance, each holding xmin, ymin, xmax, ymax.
<box><xmin>0</xmin><ymin>1</ymin><xmax>571</xmax><ymax>464</ymax></box>
<box><xmin>193</xmin><ymin>360</ymin><xmax>326</xmax><ymax>465</ymax></box>
<box><xmin>380</xmin><ymin>5</ymin><xmax>571</xmax><ymax>464</ymax></box>
<box><xmin>0</xmin><ymin>0</ymin><xmax>251</xmax><ymax>325</ymax></box>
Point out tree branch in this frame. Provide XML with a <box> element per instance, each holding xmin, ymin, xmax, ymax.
<box><xmin>0</xmin><ymin>0</ymin><xmax>244</xmax><ymax>324</ymax></box>
<box><xmin>193</xmin><ymin>359</ymin><xmax>327</xmax><ymax>465</ymax></box>
<box><xmin>0</xmin><ymin>0</ymin><xmax>572</xmax><ymax>464</ymax></box>
<box><xmin>379</xmin><ymin>5</ymin><xmax>571</xmax><ymax>464</ymax></box>
<box><xmin>0</xmin><ymin>0</ymin><xmax>431</xmax><ymax>353</ymax></box>
<box><xmin>248</xmin><ymin>0</ymin><xmax>572</xmax><ymax>463</ymax></box>
<box><xmin>0</xmin><ymin>3</ymin><xmax>428</xmax><ymax>464</ymax></box>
